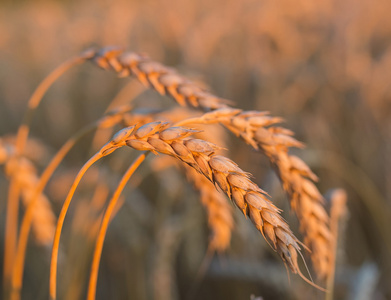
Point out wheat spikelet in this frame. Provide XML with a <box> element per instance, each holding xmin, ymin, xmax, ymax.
<box><xmin>99</xmin><ymin>123</ymin><xmax>306</xmax><ymax>277</ymax></box>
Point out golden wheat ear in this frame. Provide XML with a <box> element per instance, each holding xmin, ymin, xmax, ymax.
<box><xmin>119</xmin><ymin>123</ymin><xmax>305</xmax><ymax>279</ymax></box>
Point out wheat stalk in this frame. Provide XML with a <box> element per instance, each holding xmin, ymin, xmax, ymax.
<box><xmin>8</xmin><ymin>106</ymin><xmax>131</xmax><ymax>300</ymax></box>
<box><xmin>326</xmin><ymin>189</ymin><xmax>348</xmax><ymax>300</ymax></box>
<box><xmin>3</xmin><ymin>49</ymin><xmax>95</xmax><ymax>295</ymax></box>
<box><xmin>87</xmin><ymin>152</ymin><xmax>148</xmax><ymax>300</ymax></box>
<box><xmin>88</xmin><ymin>47</ymin><xmax>332</xmax><ymax>279</ymax></box>
<box><xmin>0</xmin><ymin>140</ymin><xmax>56</xmax><ymax>298</ymax></box>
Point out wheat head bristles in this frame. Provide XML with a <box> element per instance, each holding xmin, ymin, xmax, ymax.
<box><xmin>88</xmin><ymin>46</ymin><xmax>331</xmax><ymax>279</ymax></box>
<box><xmin>185</xmin><ymin>165</ymin><xmax>233</xmax><ymax>252</ymax></box>
<box><xmin>99</xmin><ymin>122</ymin><xmax>303</xmax><ymax>276</ymax></box>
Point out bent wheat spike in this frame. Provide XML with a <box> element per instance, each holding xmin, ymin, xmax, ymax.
<box><xmin>89</xmin><ymin>47</ymin><xmax>331</xmax><ymax>279</ymax></box>
<box><xmin>101</xmin><ymin>123</ymin><xmax>300</xmax><ymax>276</ymax></box>
<box><xmin>178</xmin><ymin>108</ymin><xmax>332</xmax><ymax>279</ymax></box>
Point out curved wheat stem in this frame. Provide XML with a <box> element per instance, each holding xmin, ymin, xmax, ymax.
<box><xmin>49</xmin><ymin>125</ymin><xmax>136</xmax><ymax>300</ymax></box>
<box><xmin>3</xmin><ymin>178</ymin><xmax>21</xmax><ymax>293</ymax></box>
<box><xmin>326</xmin><ymin>189</ymin><xmax>347</xmax><ymax>300</ymax></box>
<box><xmin>4</xmin><ymin>50</ymin><xmax>95</xmax><ymax>294</ymax></box>
<box><xmin>87</xmin><ymin>152</ymin><xmax>148</xmax><ymax>300</ymax></box>
<box><xmin>49</xmin><ymin>153</ymin><xmax>101</xmax><ymax>300</ymax></box>
<box><xmin>10</xmin><ymin>108</ymin><xmax>129</xmax><ymax>300</ymax></box>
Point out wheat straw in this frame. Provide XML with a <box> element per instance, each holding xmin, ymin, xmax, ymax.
<box><xmin>326</xmin><ymin>189</ymin><xmax>347</xmax><ymax>300</ymax></box>
<box><xmin>10</xmin><ymin>108</ymin><xmax>130</xmax><ymax>300</ymax></box>
<box><xmin>49</xmin><ymin>125</ymin><xmax>136</xmax><ymax>300</ymax></box>
<box><xmin>87</xmin><ymin>152</ymin><xmax>148</xmax><ymax>300</ymax></box>
<box><xmin>4</xmin><ymin>49</ymin><xmax>95</xmax><ymax>295</ymax></box>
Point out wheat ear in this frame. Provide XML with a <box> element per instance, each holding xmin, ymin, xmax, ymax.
<box><xmin>88</xmin><ymin>47</ymin><xmax>331</xmax><ymax>279</ymax></box>
<box><xmin>89</xmin><ymin>47</ymin><xmax>230</xmax><ymax>110</ymax></box>
<box><xmin>175</xmin><ymin>108</ymin><xmax>332</xmax><ymax>279</ymax></box>
<box><xmin>100</xmin><ymin>122</ymin><xmax>323</xmax><ymax>290</ymax></box>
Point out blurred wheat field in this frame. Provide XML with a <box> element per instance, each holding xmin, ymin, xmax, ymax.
<box><xmin>1</xmin><ymin>0</ymin><xmax>391</xmax><ymax>299</ymax></box>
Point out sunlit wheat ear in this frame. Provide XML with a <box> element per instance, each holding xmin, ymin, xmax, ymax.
<box><xmin>174</xmin><ymin>107</ymin><xmax>332</xmax><ymax>280</ymax></box>
<box><xmin>49</xmin><ymin>126</ymin><xmax>135</xmax><ymax>300</ymax></box>
<box><xmin>116</xmin><ymin>122</ymin><xmax>325</xmax><ymax>290</ymax></box>
<box><xmin>10</xmin><ymin>108</ymin><xmax>131</xmax><ymax>300</ymax></box>
<box><xmin>89</xmin><ymin>47</ymin><xmax>231</xmax><ymax>110</ymax></box>
<box><xmin>88</xmin><ymin>49</ymin><xmax>331</xmax><ymax>279</ymax></box>
<box><xmin>87</xmin><ymin>152</ymin><xmax>148</xmax><ymax>300</ymax></box>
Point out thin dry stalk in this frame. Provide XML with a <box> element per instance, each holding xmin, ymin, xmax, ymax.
<box><xmin>1</xmin><ymin>142</ymin><xmax>55</xmax><ymax>298</ymax></box>
<box><xmin>3</xmin><ymin>177</ymin><xmax>21</xmax><ymax>294</ymax></box>
<box><xmin>326</xmin><ymin>189</ymin><xmax>348</xmax><ymax>300</ymax></box>
<box><xmin>89</xmin><ymin>47</ymin><xmax>332</xmax><ymax>279</ymax></box>
<box><xmin>87</xmin><ymin>152</ymin><xmax>148</xmax><ymax>300</ymax></box>
<box><xmin>4</xmin><ymin>49</ymin><xmax>94</xmax><ymax>295</ymax></box>
<box><xmin>49</xmin><ymin>125</ymin><xmax>137</xmax><ymax>300</ymax></box>
<box><xmin>99</xmin><ymin>122</ymin><xmax>325</xmax><ymax>290</ymax></box>
<box><xmin>10</xmin><ymin>107</ymin><xmax>130</xmax><ymax>300</ymax></box>
<box><xmin>49</xmin><ymin>153</ymin><xmax>102</xmax><ymax>300</ymax></box>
